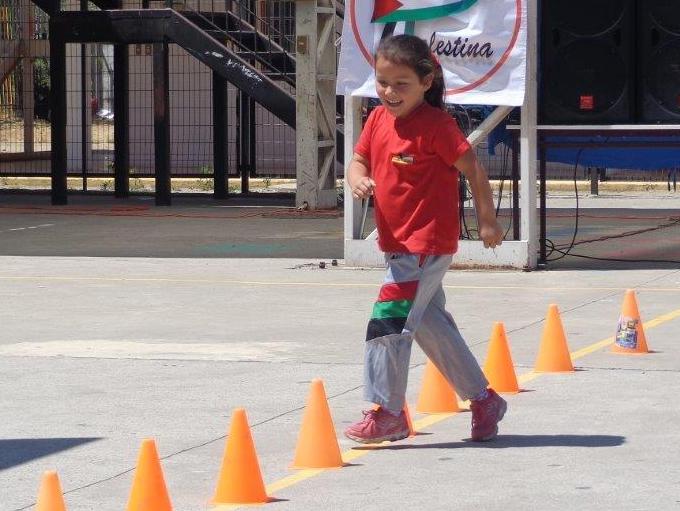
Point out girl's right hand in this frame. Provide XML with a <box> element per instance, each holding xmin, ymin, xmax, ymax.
<box><xmin>351</xmin><ymin>177</ymin><xmax>377</xmax><ymax>200</ymax></box>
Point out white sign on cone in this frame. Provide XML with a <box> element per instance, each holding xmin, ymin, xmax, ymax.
<box><xmin>337</xmin><ymin>0</ymin><xmax>527</xmax><ymax>105</ymax></box>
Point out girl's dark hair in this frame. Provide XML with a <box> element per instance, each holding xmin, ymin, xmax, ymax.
<box><xmin>375</xmin><ymin>34</ymin><xmax>445</xmax><ymax>110</ymax></box>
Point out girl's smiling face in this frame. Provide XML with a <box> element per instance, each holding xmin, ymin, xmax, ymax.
<box><xmin>375</xmin><ymin>56</ymin><xmax>433</xmax><ymax>118</ymax></box>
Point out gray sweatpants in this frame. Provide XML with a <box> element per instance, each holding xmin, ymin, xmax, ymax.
<box><xmin>364</xmin><ymin>253</ymin><xmax>488</xmax><ymax>413</ymax></box>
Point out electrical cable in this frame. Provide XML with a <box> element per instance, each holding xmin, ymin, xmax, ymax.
<box><xmin>542</xmin><ymin>136</ymin><xmax>680</xmax><ymax>264</ymax></box>
<box><xmin>543</xmin><ymin>243</ymin><xmax>680</xmax><ymax>265</ymax></box>
<box><xmin>553</xmin><ymin>217</ymin><xmax>680</xmax><ymax>249</ymax></box>
<box><xmin>545</xmin><ymin>148</ymin><xmax>584</xmax><ymax>261</ymax></box>
<box><xmin>457</xmin><ymin>107</ymin><xmax>512</xmax><ymax>241</ymax></box>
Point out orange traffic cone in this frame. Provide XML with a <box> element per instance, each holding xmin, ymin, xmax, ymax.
<box><xmin>36</xmin><ymin>471</ymin><xmax>67</xmax><ymax>511</ymax></box>
<box><xmin>416</xmin><ymin>359</ymin><xmax>460</xmax><ymax>413</ymax></box>
<box><xmin>212</xmin><ymin>408</ymin><xmax>269</xmax><ymax>505</ymax></box>
<box><xmin>291</xmin><ymin>379</ymin><xmax>343</xmax><ymax>469</ymax></box>
<box><xmin>126</xmin><ymin>439</ymin><xmax>172</xmax><ymax>511</ymax></box>
<box><xmin>612</xmin><ymin>289</ymin><xmax>649</xmax><ymax>354</ymax></box>
<box><xmin>534</xmin><ymin>304</ymin><xmax>574</xmax><ymax>372</ymax></box>
<box><xmin>483</xmin><ymin>322</ymin><xmax>520</xmax><ymax>393</ymax></box>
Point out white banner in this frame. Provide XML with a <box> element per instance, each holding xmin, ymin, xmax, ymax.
<box><xmin>337</xmin><ymin>0</ymin><xmax>527</xmax><ymax>106</ymax></box>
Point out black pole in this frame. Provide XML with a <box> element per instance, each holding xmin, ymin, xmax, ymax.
<box><xmin>238</xmin><ymin>90</ymin><xmax>250</xmax><ymax>194</ymax></box>
<box><xmin>113</xmin><ymin>44</ymin><xmax>129</xmax><ymax>197</ymax></box>
<box><xmin>248</xmin><ymin>94</ymin><xmax>256</xmax><ymax>178</ymax></box>
<box><xmin>590</xmin><ymin>167</ymin><xmax>599</xmax><ymax>195</ymax></box>
<box><xmin>512</xmin><ymin>131</ymin><xmax>520</xmax><ymax>241</ymax></box>
<box><xmin>81</xmin><ymin>45</ymin><xmax>87</xmax><ymax>191</ymax></box>
<box><xmin>80</xmin><ymin>0</ymin><xmax>88</xmax><ymax>191</ymax></box>
<box><xmin>49</xmin><ymin>33</ymin><xmax>67</xmax><ymax>205</ymax></box>
<box><xmin>539</xmin><ymin>135</ymin><xmax>547</xmax><ymax>265</ymax></box>
<box><xmin>153</xmin><ymin>42</ymin><xmax>171</xmax><ymax>206</ymax></box>
<box><xmin>213</xmin><ymin>73</ymin><xmax>228</xmax><ymax>199</ymax></box>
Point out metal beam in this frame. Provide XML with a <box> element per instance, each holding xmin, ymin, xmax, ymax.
<box><xmin>49</xmin><ymin>35</ymin><xmax>67</xmax><ymax>204</ymax></box>
<box><xmin>89</xmin><ymin>0</ymin><xmax>120</xmax><ymax>9</ymax></box>
<box><xmin>343</xmin><ymin>95</ymin><xmax>363</xmax><ymax>240</ymax></box>
<box><xmin>467</xmin><ymin>106</ymin><xmax>513</xmax><ymax>148</ymax></box>
<box><xmin>520</xmin><ymin>0</ymin><xmax>538</xmax><ymax>269</ymax></box>
<box><xmin>295</xmin><ymin>0</ymin><xmax>337</xmax><ymax>210</ymax></box>
<box><xmin>237</xmin><ymin>91</ymin><xmax>255</xmax><ymax>193</ymax></box>
<box><xmin>212</xmin><ymin>73</ymin><xmax>228</xmax><ymax>199</ymax></box>
<box><xmin>114</xmin><ymin>44</ymin><xmax>130</xmax><ymax>197</ymax></box>
<box><xmin>153</xmin><ymin>42</ymin><xmax>171</xmax><ymax>206</ymax></box>
<box><xmin>50</xmin><ymin>10</ymin><xmax>170</xmax><ymax>44</ymax></box>
<box><xmin>20</xmin><ymin>1</ymin><xmax>35</xmax><ymax>154</ymax></box>
<box><xmin>30</xmin><ymin>0</ymin><xmax>57</xmax><ymax>15</ymax></box>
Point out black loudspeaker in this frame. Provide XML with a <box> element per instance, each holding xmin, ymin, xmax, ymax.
<box><xmin>540</xmin><ymin>0</ymin><xmax>636</xmax><ymax>124</ymax></box>
<box><xmin>637</xmin><ymin>1</ymin><xmax>680</xmax><ymax>123</ymax></box>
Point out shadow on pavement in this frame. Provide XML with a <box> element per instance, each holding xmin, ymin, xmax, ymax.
<box><xmin>0</xmin><ymin>437</ymin><xmax>102</xmax><ymax>471</ymax></box>
<box><xmin>353</xmin><ymin>434</ymin><xmax>625</xmax><ymax>451</ymax></box>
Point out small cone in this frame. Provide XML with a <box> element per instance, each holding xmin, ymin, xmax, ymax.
<box><xmin>212</xmin><ymin>408</ymin><xmax>269</xmax><ymax>505</ymax></box>
<box><xmin>126</xmin><ymin>439</ymin><xmax>173</xmax><ymax>511</ymax></box>
<box><xmin>416</xmin><ymin>359</ymin><xmax>460</xmax><ymax>413</ymax></box>
<box><xmin>291</xmin><ymin>379</ymin><xmax>344</xmax><ymax>469</ymax></box>
<box><xmin>612</xmin><ymin>289</ymin><xmax>649</xmax><ymax>354</ymax></box>
<box><xmin>534</xmin><ymin>304</ymin><xmax>574</xmax><ymax>372</ymax></box>
<box><xmin>403</xmin><ymin>402</ymin><xmax>416</xmax><ymax>437</ymax></box>
<box><xmin>36</xmin><ymin>471</ymin><xmax>67</xmax><ymax>511</ymax></box>
<box><xmin>483</xmin><ymin>322</ymin><xmax>520</xmax><ymax>393</ymax></box>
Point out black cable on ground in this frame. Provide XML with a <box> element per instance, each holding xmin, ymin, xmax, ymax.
<box><xmin>545</xmin><ymin>148</ymin><xmax>583</xmax><ymax>261</ymax></box>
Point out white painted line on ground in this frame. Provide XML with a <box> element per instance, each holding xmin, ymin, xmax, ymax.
<box><xmin>0</xmin><ymin>340</ymin><xmax>303</xmax><ymax>362</ymax></box>
<box><xmin>1</xmin><ymin>274</ymin><xmax>680</xmax><ymax>293</ymax></box>
<box><xmin>0</xmin><ymin>223</ymin><xmax>54</xmax><ymax>234</ymax></box>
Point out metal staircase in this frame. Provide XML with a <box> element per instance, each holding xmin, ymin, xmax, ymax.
<box><xmin>178</xmin><ymin>2</ymin><xmax>297</xmax><ymax>87</ymax></box>
<box><xmin>47</xmin><ymin>5</ymin><xmax>296</xmax><ymax>127</ymax></box>
<box><xmin>32</xmin><ymin>0</ymin><xmax>344</xmax><ymax>205</ymax></box>
<box><xmin>39</xmin><ymin>0</ymin><xmax>343</xmax><ymax>125</ymax></box>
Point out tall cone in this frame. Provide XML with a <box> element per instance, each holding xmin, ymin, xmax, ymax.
<box><xmin>36</xmin><ymin>471</ymin><xmax>67</xmax><ymax>511</ymax></box>
<box><xmin>534</xmin><ymin>304</ymin><xmax>574</xmax><ymax>372</ymax></box>
<box><xmin>291</xmin><ymin>379</ymin><xmax>343</xmax><ymax>469</ymax></box>
<box><xmin>483</xmin><ymin>322</ymin><xmax>520</xmax><ymax>393</ymax></box>
<box><xmin>212</xmin><ymin>408</ymin><xmax>269</xmax><ymax>505</ymax></box>
<box><xmin>416</xmin><ymin>359</ymin><xmax>460</xmax><ymax>413</ymax></box>
<box><xmin>612</xmin><ymin>289</ymin><xmax>649</xmax><ymax>354</ymax></box>
<box><xmin>126</xmin><ymin>439</ymin><xmax>173</xmax><ymax>511</ymax></box>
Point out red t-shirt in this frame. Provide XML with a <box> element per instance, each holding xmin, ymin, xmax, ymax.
<box><xmin>354</xmin><ymin>102</ymin><xmax>471</xmax><ymax>255</ymax></box>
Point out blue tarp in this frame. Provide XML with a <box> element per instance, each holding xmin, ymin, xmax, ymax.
<box><xmin>483</xmin><ymin>106</ymin><xmax>680</xmax><ymax>170</ymax></box>
<box><xmin>541</xmin><ymin>136</ymin><xmax>680</xmax><ymax>170</ymax></box>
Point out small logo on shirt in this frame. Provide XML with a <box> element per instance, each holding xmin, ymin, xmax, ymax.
<box><xmin>391</xmin><ymin>153</ymin><xmax>415</xmax><ymax>165</ymax></box>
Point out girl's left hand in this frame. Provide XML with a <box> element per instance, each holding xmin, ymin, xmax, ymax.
<box><xmin>479</xmin><ymin>220</ymin><xmax>504</xmax><ymax>249</ymax></box>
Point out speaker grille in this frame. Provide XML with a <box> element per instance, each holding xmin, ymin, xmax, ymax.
<box><xmin>540</xmin><ymin>0</ymin><xmax>635</xmax><ymax>124</ymax></box>
<box><xmin>638</xmin><ymin>0</ymin><xmax>680</xmax><ymax>122</ymax></box>
<box><xmin>548</xmin><ymin>1</ymin><xmax>627</xmax><ymax>35</ymax></box>
<box><xmin>646</xmin><ymin>42</ymin><xmax>680</xmax><ymax>116</ymax></box>
<box><xmin>648</xmin><ymin>4</ymin><xmax>680</xmax><ymax>34</ymax></box>
<box><xmin>548</xmin><ymin>41</ymin><xmax>628</xmax><ymax>115</ymax></box>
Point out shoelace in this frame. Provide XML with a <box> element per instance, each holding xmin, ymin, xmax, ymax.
<box><xmin>361</xmin><ymin>409</ymin><xmax>380</xmax><ymax>421</ymax></box>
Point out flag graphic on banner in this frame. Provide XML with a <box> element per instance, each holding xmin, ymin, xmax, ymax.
<box><xmin>372</xmin><ymin>0</ymin><xmax>479</xmax><ymax>23</ymax></box>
